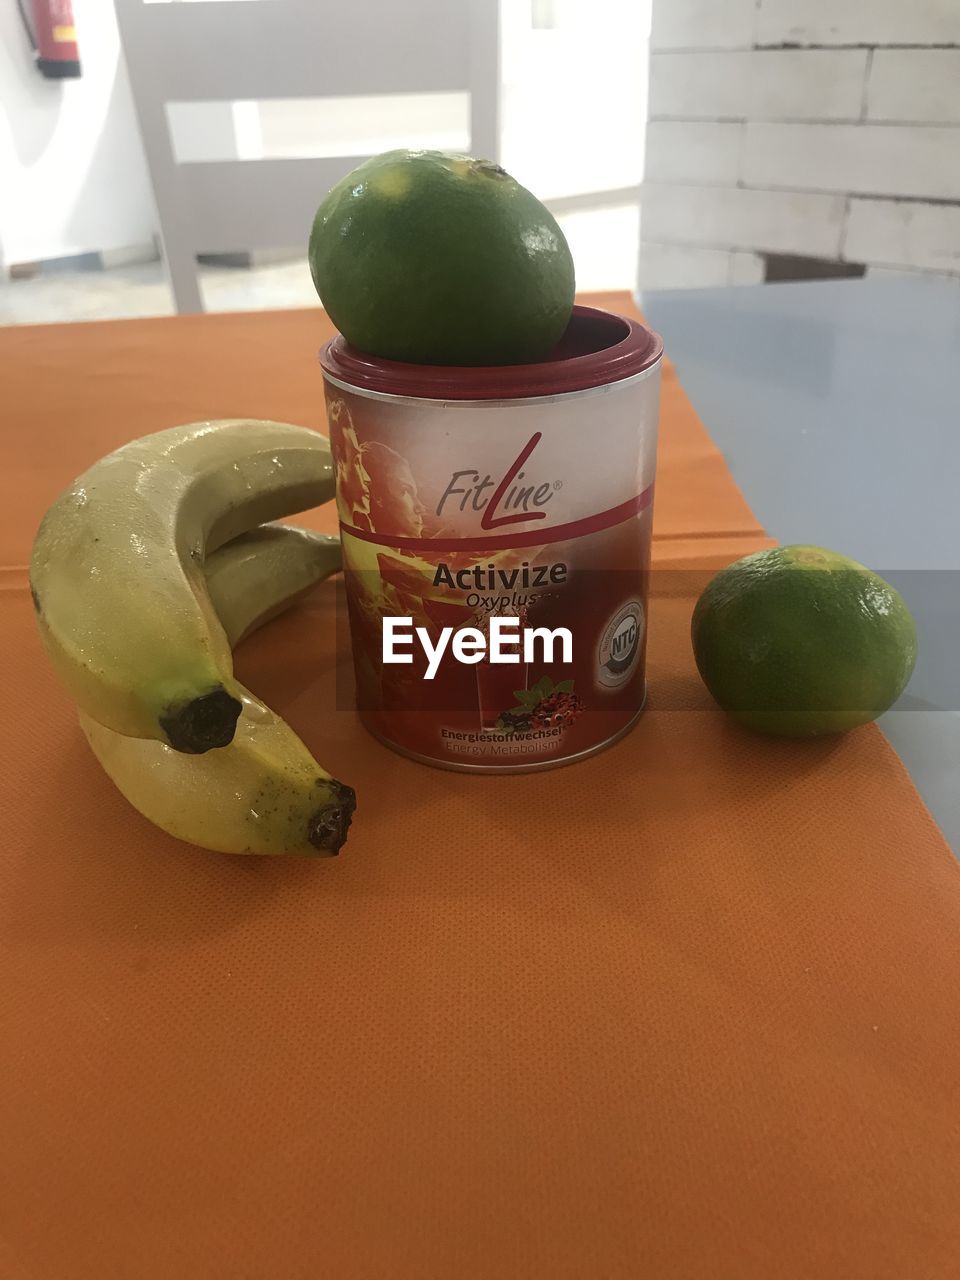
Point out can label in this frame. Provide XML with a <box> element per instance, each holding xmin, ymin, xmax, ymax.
<box><xmin>324</xmin><ymin>365</ymin><xmax>661</xmax><ymax>770</ymax></box>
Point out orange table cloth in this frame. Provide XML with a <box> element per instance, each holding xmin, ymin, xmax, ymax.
<box><xmin>1</xmin><ymin>294</ymin><xmax>958</xmax><ymax>1279</ymax></box>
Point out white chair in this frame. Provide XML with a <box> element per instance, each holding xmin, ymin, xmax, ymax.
<box><xmin>114</xmin><ymin>0</ymin><xmax>501</xmax><ymax>313</ymax></box>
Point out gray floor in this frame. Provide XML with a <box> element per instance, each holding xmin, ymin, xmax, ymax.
<box><xmin>0</xmin><ymin>258</ymin><xmax>320</xmax><ymax>326</ymax></box>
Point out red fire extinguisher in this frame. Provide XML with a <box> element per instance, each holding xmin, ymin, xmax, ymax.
<box><xmin>17</xmin><ymin>0</ymin><xmax>82</xmax><ymax>79</ymax></box>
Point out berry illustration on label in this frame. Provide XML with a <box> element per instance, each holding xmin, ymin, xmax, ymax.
<box><xmin>495</xmin><ymin>675</ymin><xmax>585</xmax><ymax>734</ymax></box>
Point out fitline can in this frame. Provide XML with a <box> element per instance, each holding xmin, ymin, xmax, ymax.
<box><xmin>319</xmin><ymin>305</ymin><xmax>663</xmax><ymax>772</ymax></box>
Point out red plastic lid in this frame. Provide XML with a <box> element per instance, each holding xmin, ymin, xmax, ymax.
<box><xmin>318</xmin><ymin>304</ymin><xmax>663</xmax><ymax>401</ymax></box>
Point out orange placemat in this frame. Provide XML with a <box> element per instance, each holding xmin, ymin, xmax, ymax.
<box><xmin>1</xmin><ymin>294</ymin><xmax>958</xmax><ymax>1279</ymax></box>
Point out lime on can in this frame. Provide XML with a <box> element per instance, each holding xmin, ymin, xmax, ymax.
<box><xmin>309</xmin><ymin>149</ymin><xmax>575</xmax><ymax>366</ymax></box>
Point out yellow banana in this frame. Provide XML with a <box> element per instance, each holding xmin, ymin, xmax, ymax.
<box><xmin>204</xmin><ymin>523</ymin><xmax>342</xmax><ymax>645</ymax></box>
<box><xmin>80</xmin><ymin>694</ymin><xmax>354</xmax><ymax>856</ymax></box>
<box><xmin>31</xmin><ymin>420</ymin><xmax>334</xmax><ymax>752</ymax></box>
<box><xmin>80</xmin><ymin>524</ymin><xmax>355</xmax><ymax>856</ymax></box>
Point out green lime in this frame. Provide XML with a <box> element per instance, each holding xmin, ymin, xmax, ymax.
<box><xmin>308</xmin><ymin>149</ymin><xmax>575</xmax><ymax>366</ymax></box>
<box><xmin>691</xmin><ymin>545</ymin><xmax>918</xmax><ymax>737</ymax></box>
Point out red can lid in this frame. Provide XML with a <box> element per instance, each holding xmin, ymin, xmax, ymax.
<box><xmin>318</xmin><ymin>304</ymin><xmax>662</xmax><ymax>401</ymax></box>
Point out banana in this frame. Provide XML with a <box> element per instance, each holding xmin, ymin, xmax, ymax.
<box><xmin>30</xmin><ymin>420</ymin><xmax>335</xmax><ymax>752</ymax></box>
<box><xmin>204</xmin><ymin>523</ymin><xmax>342</xmax><ymax>645</ymax></box>
<box><xmin>80</xmin><ymin>695</ymin><xmax>355</xmax><ymax>856</ymax></box>
<box><xmin>79</xmin><ymin>524</ymin><xmax>355</xmax><ymax>856</ymax></box>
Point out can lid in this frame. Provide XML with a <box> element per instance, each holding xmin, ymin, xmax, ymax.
<box><xmin>318</xmin><ymin>304</ymin><xmax>663</xmax><ymax>401</ymax></box>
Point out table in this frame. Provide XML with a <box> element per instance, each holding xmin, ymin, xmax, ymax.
<box><xmin>643</xmin><ymin>278</ymin><xmax>960</xmax><ymax>853</ymax></box>
<box><xmin>1</xmin><ymin>293</ymin><xmax>958</xmax><ymax>1279</ymax></box>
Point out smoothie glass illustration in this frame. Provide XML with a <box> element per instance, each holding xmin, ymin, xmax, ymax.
<box><xmin>475</xmin><ymin>609</ymin><xmax>528</xmax><ymax>729</ymax></box>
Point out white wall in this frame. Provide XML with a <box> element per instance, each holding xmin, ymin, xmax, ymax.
<box><xmin>0</xmin><ymin>0</ymin><xmax>156</xmax><ymax>267</ymax></box>
<box><xmin>640</xmin><ymin>0</ymin><xmax>960</xmax><ymax>290</ymax></box>
<box><xmin>501</xmin><ymin>0</ymin><xmax>650</xmax><ymax>290</ymax></box>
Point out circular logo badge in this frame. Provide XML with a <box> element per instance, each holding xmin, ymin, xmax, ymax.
<box><xmin>597</xmin><ymin>600</ymin><xmax>644</xmax><ymax>688</ymax></box>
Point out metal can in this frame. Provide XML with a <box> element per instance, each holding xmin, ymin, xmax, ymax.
<box><xmin>320</xmin><ymin>305</ymin><xmax>663</xmax><ymax>772</ymax></box>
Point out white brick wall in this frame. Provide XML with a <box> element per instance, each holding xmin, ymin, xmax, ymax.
<box><xmin>846</xmin><ymin>200</ymin><xmax>960</xmax><ymax>274</ymax></box>
<box><xmin>742</xmin><ymin>124</ymin><xmax>960</xmax><ymax>201</ymax></box>
<box><xmin>649</xmin><ymin>52</ymin><xmax>751</xmax><ymax>119</ymax></box>
<box><xmin>641</xmin><ymin>0</ymin><xmax>960</xmax><ymax>291</ymax></box>
<box><xmin>649</xmin><ymin>50</ymin><xmax>868</xmax><ymax>122</ymax></box>
<box><xmin>642</xmin><ymin>185</ymin><xmax>846</xmax><ymax>257</ymax></box>
<box><xmin>867</xmin><ymin>51</ymin><xmax>960</xmax><ymax>125</ymax></box>
<box><xmin>647</xmin><ymin>50</ymin><xmax>752</xmax><ymax>119</ymax></box>
<box><xmin>638</xmin><ymin>244</ymin><xmax>767</xmax><ymax>289</ymax></box>
<box><xmin>755</xmin><ymin>0</ymin><xmax>960</xmax><ymax>48</ymax></box>
<box><xmin>638</xmin><ymin>242</ymin><xmax>734</xmax><ymax>289</ymax></box>
<box><xmin>748</xmin><ymin>49</ymin><xmax>869</xmax><ymax>121</ymax></box>
<box><xmin>651</xmin><ymin>0</ymin><xmax>756</xmax><ymax>51</ymax></box>
<box><xmin>866</xmin><ymin>265</ymin><xmax>960</xmax><ymax>289</ymax></box>
<box><xmin>729</xmin><ymin>251</ymin><xmax>765</xmax><ymax>285</ymax></box>
<box><xmin>645</xmin><ymin>123</ymin><xmax>742</xmax><ymax>185</ymax></box>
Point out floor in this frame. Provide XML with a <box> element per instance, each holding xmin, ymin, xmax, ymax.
<box><xmin>0</xmin><ymin>257</ymin><xmax>322</xmax><ymax>326</ymax></box>
<box><xmin>0</xmin><ymin>197</ymin><xmax>642</xmax><ymax>327</ymax></box>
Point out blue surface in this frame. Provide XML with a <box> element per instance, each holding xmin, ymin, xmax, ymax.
<box><xmin>641</xmin><ymin>278</ymin><xmax>960</xmax><ymax>852</ymax></box>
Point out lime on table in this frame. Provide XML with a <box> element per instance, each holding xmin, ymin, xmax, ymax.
<box><xmin>691</xmin><ymin>545</ymin><xmax>918</xmax><ymax>737</ymax></box>
<box><xmin>308</xmin><ymin>149</ymin><xmax>575</xmax><ymax>366</ymax></box>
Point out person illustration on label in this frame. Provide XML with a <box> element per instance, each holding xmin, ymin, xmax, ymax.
<box><xmin>360</xmin><ymin>441</ymin><xmax>426</xmax><ymax>539</ymax></box>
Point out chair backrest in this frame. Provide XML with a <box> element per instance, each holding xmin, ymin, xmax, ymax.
<box><xmin>114</xmin><ymin>0</ymin><xmax>501</xmax><ymax>312</ymax></box>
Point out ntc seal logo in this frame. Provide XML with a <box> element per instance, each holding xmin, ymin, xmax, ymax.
<box><xmin>597</xmin><ymin>601</ymin><xmax>644</xmax><ymax>688</ymax></box>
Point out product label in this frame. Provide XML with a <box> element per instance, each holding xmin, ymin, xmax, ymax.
<box><xmin>323</xmin><ymin>367</ymin><xmax>661</xmax><ymax>769</ymax></box>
